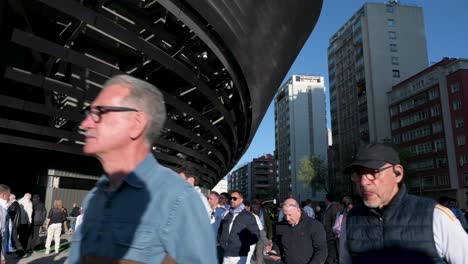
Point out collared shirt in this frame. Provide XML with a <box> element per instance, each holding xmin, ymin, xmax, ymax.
<box><xmin>69</xmin><ymin>154</ymin><xmax>217</xmax><ymax>264</ymax></box>
<box><xmin>211</xmin><ymin>205</ymin><xmax>227</xmax><ymax>237</ymax></box>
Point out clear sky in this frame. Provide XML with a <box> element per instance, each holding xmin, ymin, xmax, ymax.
<box><xmin>232</xmin><ymin>0</ymin><xmax>468</xmax><ymax>172</ymax></box>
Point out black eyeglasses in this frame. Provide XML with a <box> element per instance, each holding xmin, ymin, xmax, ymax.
<box><xmin>230</xmin><ymin>197</ymin><xmax>239</xmax><ymax>201</ymax></box>
<box><xmin>351</xmin><ymin>165</ymin><xmax>394</xmax><ymax>183</ymax></box>
<box><xmin>83</xmin><ymin>105</ymin><xmax>139</xmax><ymax>123</ymax></box>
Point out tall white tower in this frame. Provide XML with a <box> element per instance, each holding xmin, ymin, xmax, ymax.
<box><xmin>275</xmin><ymin>75</ymin><xmax>327</xmax><ymax>202</ymax></box>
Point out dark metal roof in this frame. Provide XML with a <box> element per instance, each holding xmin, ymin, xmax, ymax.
<box><xmin>0</xmin><ymin>0</ymin><xmax>322</xmax><ymax>188</ymax></box>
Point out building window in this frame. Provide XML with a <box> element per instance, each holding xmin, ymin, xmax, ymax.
<box><xmin>455</xmin><ymin>117</ymin><xmax>464</xmax><ymax>128</ymax></box>
<box><xmin>439</xmin><ymin>174</ymin><xmax>449</xmax><ymax>186</ymax></box>
<box><xmin>386</xmin><ymin>5</ymin><xmax>394</xmax><ymax>13</ymax></box>
<box><xmin>434</xmin><ymin>139</ymin><xmax>445</xmax><ymax>152</ymax></box>
<box><xmin>458</xmin><ymin>135</ymin><xmax>466</xmax><ymax>146</ymax></box>
<box><xmin>453</xmin><ymin>99</ymin><xmax>462</xmax><ymax>110</ymax></box>
<box><xmin>431</xmin><ymin>105</ymin><xmax>441</xmax><ymax>117</ymax></box>
<box><xmin>464</xmin><ymin>172</ymin><xmax>468</xmax><ymax>187</ymax></box>
<box><xmin>460</xmin><ymin>154</ymin><xmax>468</xmax><ymax>167</ymax></box>
<box><xmin>432</xmin><ymin>122</ymin><xmax>443</xmax><ymax>134</ymax></box>
<box><xmin>390</xmin><ymin>43</ymin><xmax>398</xmax><ymax>52</ymax></box>
<box><xmin>428</xmin><ymin>89</ymin><xmax>439</xmax><ymax>100</ymax></box>
<box><xmin>450</xmin><ymin>83</ymin><xmax>460</xmax><ymax>93</ymax></box>
<box><xmin>436</xmin><ymin>157</ymin><xmax>448</xmax><ymax>168</ymax></box>
<box><xmin>389</xmin><ymin>31</ymin><xmax>397</xmax><ymax>40</ymax></box>
<box><xmin>387</xmin><ymin>19</ymin><xmax>395</xmax><ymax>27</ymax></box>
<box><xmin>391</xmin><ymin>56</ymin><xmax>399</xmax><ymax>65</ymax></box>
<box><xmin>392</xmin><ymin>70</ymin><xmax>400</xmax><ymax>78</ymax></box>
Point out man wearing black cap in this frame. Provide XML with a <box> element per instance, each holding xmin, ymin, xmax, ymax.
<box><xmin>341</xmin><ymin>143</ymin><xmax>468</xmax><ymax>264</ymax></box>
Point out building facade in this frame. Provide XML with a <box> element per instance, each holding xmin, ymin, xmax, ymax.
<box><xmin>275</xmin><ymin>75</ymin><xmax>328</xmax><ymax>202</ymax></box>
<box><xmin>227</xmin><ymin>154</ymin><xmax>276</xmax><ymax>201</ymax></box>
<box><xmin>212</xmin><ymin>178</ymin><xmax>228</xmax><ymax>195</ymax></box>
<box><xmin>389</xmin><ymin>58</ymin><xmax>468</xmax><ymax>208</ymax></box>
<box><xmin>328</xmin><ymin>2</ymin><xmax>428</xmax><ymax>195</ymax></box>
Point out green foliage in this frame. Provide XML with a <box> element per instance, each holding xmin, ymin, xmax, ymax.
<box><xmin>297</xmin><ymin>156</ymin><xmax>329</xmax><ymax>192</ymax></box>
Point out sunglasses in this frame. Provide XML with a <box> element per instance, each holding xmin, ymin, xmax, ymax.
<box><xmin>230</xmin><ymin>197</ymin><xmax>240</xmax><ymax>201</ymax></box>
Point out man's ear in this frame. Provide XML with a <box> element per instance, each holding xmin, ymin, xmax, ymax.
<box><xmin>187</xmin><ymin>177</ymin><xmax>195</xmax><ymax>186</ymax></box>
<box><xmin>130</xmin><ymin>112</ymin><xmax>148</xmax><ymax>140</ymax></box>
<box><xmin>393</xmin><ymin>164</ymin><xmax>404</xmax><ymax>183</ymax></box>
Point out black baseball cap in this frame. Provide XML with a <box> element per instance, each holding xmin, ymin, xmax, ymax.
<box><xmin>344</xmin><ymin>143</ymin><xmax>400</xmax><ymax>173</ymax></box>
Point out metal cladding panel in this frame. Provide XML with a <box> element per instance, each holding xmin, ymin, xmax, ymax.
<box><xmin>187</xmin><ymin>0</ymin><xmax>323</xmax><ymax>143</ymax></box>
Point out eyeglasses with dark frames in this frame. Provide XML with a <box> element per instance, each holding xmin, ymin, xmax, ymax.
<box><xmin>350</xmin><ymin>165</ymin><xmax>394</xmax><ymax>183</ymax></box>
<box><xmin>83</xmin><ymin>105</ymin><xmax>139</xmax><ymax>123</ymax></box>
<box><xmin>230</xmin><ymin>196</ymin><xmax>240</xmax><ymax>201</ymax></box>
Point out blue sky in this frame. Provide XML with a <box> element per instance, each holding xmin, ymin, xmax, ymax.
<box><xmin>233</xmin><ymin>0</ymin><xmax>468</xmax><ymax>171</ymax></box>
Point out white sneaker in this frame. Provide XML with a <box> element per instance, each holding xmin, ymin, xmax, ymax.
<box><xmin>45</xmin><ymin>251</ymin><xmax>50</xmax><ymax>255</ymax></box>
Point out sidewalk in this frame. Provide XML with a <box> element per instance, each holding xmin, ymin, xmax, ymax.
<box><xmin>5</xmin><ymin>232</ymin><xmax>72</xmax><ymax>264</ymax></box>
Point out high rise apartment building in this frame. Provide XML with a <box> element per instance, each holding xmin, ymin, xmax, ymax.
<box><xmin>389</xmin><ymin>58</ymin><xmax>468</xmax><ymax>207</ymax></box>
<box><xmin>328</xmin><ymin>2</ymin><xmax>428</xmax><ymax>194</ymax></box>
<box><xmin>227</xmin><ymin>154</ymin><xmax>276</xmax><ymax>200</ymax></box>
<box><xmin>275</xmin><ymin>75</ymin><xmax>327</xmax><ymax>202</ymax></box>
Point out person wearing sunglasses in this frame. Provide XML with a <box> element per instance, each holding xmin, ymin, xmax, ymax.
<box><xmin>218</xmin><ymin>191</ymin><xmax>259</xmax><ymax>264</ymax></box>
<box><xmin>68</xmin><ymin>75</ymin><xmax>217</xmax><ymax>264</ymax></box>
<box><xmin>341</xmin><ymin>143</ymin><xmax>468</xmax><ymax>264</ymax></box>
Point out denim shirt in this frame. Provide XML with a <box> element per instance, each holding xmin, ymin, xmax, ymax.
<box><xmin>68</xmin><ymin>154</ymin><xmax>217</xmax><ymax>264</ymax></box>
<box><xmin>211</xmin><ymin>206</ymin><xmax>227</xmax><ymax>237</ymax></box>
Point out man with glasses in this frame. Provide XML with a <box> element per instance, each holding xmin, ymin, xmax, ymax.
<box><xmin>218</xmin><ymin>190</ymin><xmax>259</xmax><ymax>264</ymax></box>
<box><xmin>69</xmin><ymin>75</ymin><xmax>216</xmax><ymax>264</ymax></box>
<box><xmin>341</xmin><ymin>143</ymin><xmax>468</xmax><ymax>264</ymax></box>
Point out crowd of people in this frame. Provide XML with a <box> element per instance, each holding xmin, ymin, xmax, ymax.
<box><xmin>2</xmin><ymin>74</ymin><xmax>468</xmax><ymax>264</ymax></box>
<box><xmin>0</xmin><ymin>187</ymin><xmax>85</xmax><ymax>263</ymax></box>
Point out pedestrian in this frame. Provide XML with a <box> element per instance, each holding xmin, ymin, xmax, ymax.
<box><xmin>30</xmin><ymin>194</ymin><xmax>47</xmax><ymax>251</ymax></box>
<box><xmin>266</xmin><ymin>198</ymin><xmax>328</xmax><ymax>264</ymax></box>
<box><xmin>7</xmin><ymin>193</ymin><xmax>22</xmax><ymax>257</ymax></box>
<box><xmin>341</xmin><ymin>143</ymin><xmax>468</xmax><ymax>264</ymax></box>
<box><xmin>68</xmin><ymin>74</ymin><xmax>216</xmax><ymax>263</ymax></box>
<box><xmin>322</xmin><ymin>194</ymin><xmax>339</xmax><ymax>264</ymax></box>
<box><xmin>218</xmin><ymin>190</ymin><xmax>259</xmax><ymax>264</ymax></box>
<box><xmin>18</xmin><ymin>193</ymin><xmax>33</xmax><ymax>256</ymax></box>
<box><xmin>44</xmin><ymin>200</ymin><xmax>66</xmax><ymax>255</ymax></box>
<box><xmin>69</xmin><ymin>203</ymin><xmax>80</xmax><ymax>232</ymax></box>
<box><xmin>177</xmin><ymin>164</ymin><xmax>211</xmax><ymax>218</ymax></box>
<box><xmin>0</xmin><ymin>184</ymin><xmax>11</xmax><ymax>264</ymax></box>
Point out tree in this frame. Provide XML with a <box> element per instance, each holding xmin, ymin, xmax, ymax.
<box><xmin>297</xmin><ymin>156</ymin><xmax>329</xmax><ymax>193</ymax></box>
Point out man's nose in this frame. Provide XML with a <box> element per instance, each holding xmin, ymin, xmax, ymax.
<box><xmin>80</xmin><ymin>114</ymin><xmax>94</xmax><ymax>129</ymax></box>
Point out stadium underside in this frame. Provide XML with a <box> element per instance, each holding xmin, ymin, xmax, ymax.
<box><xmin>0</xmin><ymin>0</ymin><xmax>322</xmax><ymax>188</ymax></box>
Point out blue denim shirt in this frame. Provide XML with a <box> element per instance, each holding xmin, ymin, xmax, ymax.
<box><xmin>211</xmin><ymin>206</ymin><xmax>227</xmax><ymax>237</ymax></box>
<box><xmin>68</xmin><ymin>154</ymin><xmax>217</xmax><ymax>263</ymax></box>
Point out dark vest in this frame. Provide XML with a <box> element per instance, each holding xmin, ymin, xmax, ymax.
<box><xmin>346</xmin><ymin>184</ymin><xmax>445</xmax><ymax>264</ymax></box>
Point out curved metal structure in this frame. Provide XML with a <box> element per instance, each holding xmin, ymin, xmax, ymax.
<box><xmin>0</xmin><ymin>0</ymin><xmax>322</xmax><ymax>188</ymax></box>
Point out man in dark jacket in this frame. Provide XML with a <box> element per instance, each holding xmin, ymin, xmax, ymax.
<box><xmin>30</xmin><ymin>194</ymin><xmax>46</xmax><ymax>250</ymax></box>
<box><xmin>266</xmin><ymin>198</ymin><xmax>327</xmax><ymax>264</ymax></box>
<box><xmin>7</xmin><ymin>194</ymin><xmax>24</xmax><ymax>258</ymax></box>
<box><xmin>218</xmin><ymin>190</ymin><xmax>259</xmax><ymax>263</ymax></box>
<box><xmin>342</xmin><ymin>143</ymin><xmax>468</xmax><ymax>264</ymax></box>
<box><xmin>69</xmin><ymin>203</ymin><xmax>80</xmax><ymax>232</ymax></box>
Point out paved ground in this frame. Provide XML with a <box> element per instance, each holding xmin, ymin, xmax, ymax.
<box><xmin>5</xmin><ymin>232</ymin><xmax>281</xmax><ymax>263</ymax></box>
<box><xmin>5</xmin><ymin>232</ymin><xmax>72</xmax><ymax>264</ymax></box>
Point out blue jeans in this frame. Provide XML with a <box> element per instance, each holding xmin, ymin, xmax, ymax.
<box><xmin>70</xmin><ymin>217</ymin><xmax>77</xmax><ymax>231</ymax></box>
